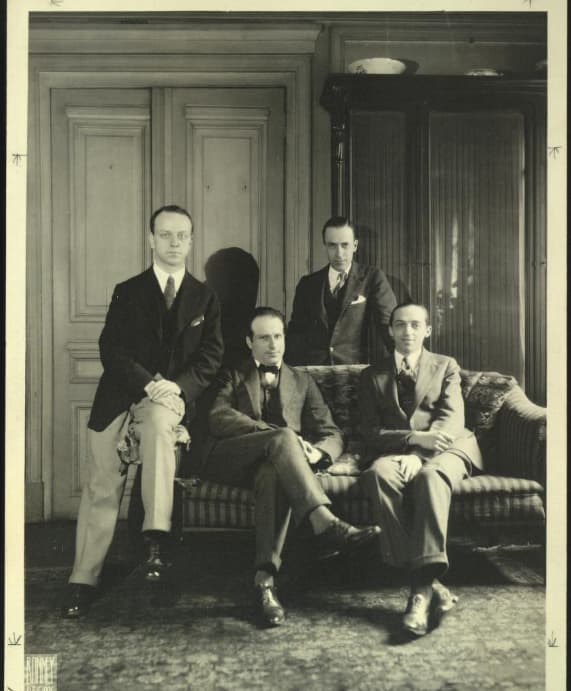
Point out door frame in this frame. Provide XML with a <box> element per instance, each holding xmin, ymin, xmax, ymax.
<box><xmin>27</xmin><ymin>50</ymin><xmax>315</xmax><ymax>520</ymax></box>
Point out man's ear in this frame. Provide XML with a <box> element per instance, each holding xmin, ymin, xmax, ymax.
<box><xmin>353</xmin><ymin>239</ymin><xmax>359</xmax><ymax>252</ymax></box>
<box><xmin>388</xmin><ymin>325</ymin><xmax>394</xmax><ymax>340</ymax></box>
<box><xmin>246</xmin><ymin>336</ymin><xmax>253</xmax><ymax>351</ymax></box>
<box><xmin>424</xmin><ymin>325</ymin><xmax>432</xmax><ymax>339</ymax></box>
<box><xmin>149</xmin><ymin>232</ymin><xmax>155</xmax><ymax>250</ymax></box>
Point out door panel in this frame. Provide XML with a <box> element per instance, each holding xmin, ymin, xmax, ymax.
<box><xmin>167</xmin><ymin>88</ymin><xmax>286</xmax><ymax>310</ymax></box>
<box><xmin>51</xmin><ymin>89</ymin><xmax>152</xmax><ymax>518</ymax></box>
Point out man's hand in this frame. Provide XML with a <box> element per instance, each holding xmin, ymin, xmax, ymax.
<box><xmin>394</xmin><ymin>454</ymin><xmax>423</xmax><ymax>483</ymax></box>
<box><xmin>144</xmin><ymin>379</ymin><xmax>181</xmax><ymax>401</ymax></box>
<box><xmin>408</xmin><ymin>430</ymin><xmax>455</xmax><ymax>454</ymax></box>
<box><xmin>298</xmin><ymin>437</ymin><xmax>324</xmax><ymax>465</ymax></box>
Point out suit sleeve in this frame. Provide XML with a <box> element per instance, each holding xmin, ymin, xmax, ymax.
<box><xmin>208</xmin><ymin>369</ymin><xmax>274</xmax><ymax>438</ymax></box>
<box><xmin>175</xmin><ymin>290</ymin><xmax>224</xmax><ymax>404</ymax></box>
<box><xmin>99</xmin><ymin>284</ymin><xmax>155</xmax><ymax>397</ymax></box>
<box><xmin>428</xmin><ymin>358</ymin><xmax>466</xmax><ymax>437</ymax></box>
<box><xmin>358</xmin><ymin>368</ymin><xmax>410</xmax><ymax>455</ymax></box>
<box><xmin>285</xmin><ymin>277</ymin><xmax>310</xmax><ymax>365</ymax></box>
<box><xmin>368</xmin><ymin>268</ymin><xmax>397</xmax><ymax>352</ymax></box>
<box><xmin>301</xmin><ymin>377</ymin><xmax>344</xmax><ymax>461</ymax></box>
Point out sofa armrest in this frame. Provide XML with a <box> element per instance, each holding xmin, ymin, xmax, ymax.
<box><xmin>494</xmin><ymin>387</ymin><xmax>546</xmax><ymax>486</ymax></box>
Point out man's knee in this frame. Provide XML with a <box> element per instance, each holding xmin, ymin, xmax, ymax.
<box><xmin>266</xmin><ymin>427</ymin><xmax>299</xmax><ymax>452</ymax></box>
<box><xmin>365</xmin><ymin>456</ymin><xmax>402</xmax><ymax>490</ymax></box>
<box><xmin>414</xmin><ymin>465</ymin><xmax>452</xmax><ymax>494</ymax></box>
<box><xmin>140</xmin><ymin>401</ymin><xmax>180</xmax><ymax>436</ymax></box>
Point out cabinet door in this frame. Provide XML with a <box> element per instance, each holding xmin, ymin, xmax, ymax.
<box><xmin>428</xmin><ymin>110</ymin><xmax>526</xmax><ymax>381</ymax></box>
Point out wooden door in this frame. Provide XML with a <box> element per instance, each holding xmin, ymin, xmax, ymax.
<box><xmin>51</xmin><ymin>89</ymin><xmax>152</xmax><ymax>518</ymax></box>
<box><xmin>50</xmin><ymin>86</ymin><xmax>286</xmax><ymax>517</ymax></box>
<box><xmin>164</xmin><ymin>87</ymin><xmax>286</xmax><ymax>311</ymax></box>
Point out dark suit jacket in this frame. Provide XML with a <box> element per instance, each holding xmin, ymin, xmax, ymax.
<box><xmin>89</xmin><ymin>267</ymin><xmax>223</xmax><ymax>431</ymax></box>
<box><xmin>200</xmin><ymin>359</ymin><xmax>343</xmax><ymax>469</ymax></box>
<box><xmin>359</xmin><ymin>350</ymin><xmax>483</xmax><ymax>470</ymax></box>
<box><xmin>286</xmin><ymin>262</ymin><xmax>397</xmax><ymax>365</ymax></box>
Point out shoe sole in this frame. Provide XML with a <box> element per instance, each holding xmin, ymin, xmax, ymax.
<box><xmin>402</xmin><ymin>623</ymin><xmax>427</xmax><ymax>637</ymax></box>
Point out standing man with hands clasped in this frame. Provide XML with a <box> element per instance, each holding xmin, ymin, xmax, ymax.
<box><xmin>62</xmin><ymin>204</ymin><xmax>223</xmax><ymax>619</ymax></box>
<box><xmin>286</xmin><ymin>216</ymin><xmax>396</xmax><ymax>365</ymax></box>
<box><xmin>202</xmin><ymin>307</ymin><xmax>381</xmax><ymax>627</ymax></box>
<box><xmin>359</xmin><ymin>302</ymin><xmax>482</xmax><ymax>636</ymax></box>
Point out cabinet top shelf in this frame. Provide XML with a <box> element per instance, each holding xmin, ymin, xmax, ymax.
<box><xmin>320</xmin><ymin>74</ymin><xmax>547</xmax><ymax>112</ymax></box>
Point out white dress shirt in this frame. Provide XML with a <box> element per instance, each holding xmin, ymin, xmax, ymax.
<box><xmin>328</xmin><ymin>263</ymin><xmax>352</xmax><ymax>293</ymax></box>
<box><xmin>394</xmin><ymin>348</ymin><xmax>423</xmax><ymax>375</ymax></box>
<box><xmin>254</xmin><ymin>359</ymin><xmax>282</xmax><ymax>387</ymax></box>
<box><xmin>153</xmin><ymin>263</ymin><xmax>186</xmax><ymax>296</ymax></box>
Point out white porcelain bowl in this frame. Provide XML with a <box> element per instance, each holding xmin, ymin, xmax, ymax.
<box><xmin>348</xmin><ymin>58</ymin><xmax>407</xmax><ymax>75</ymax></box>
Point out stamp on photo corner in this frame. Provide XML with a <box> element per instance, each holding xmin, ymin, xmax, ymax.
<box><xmin>24</xmin><ymin>654</ymin><xmax>58</xmax><ymax>691</ymax></box>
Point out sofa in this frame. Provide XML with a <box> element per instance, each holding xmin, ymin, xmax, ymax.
<box><xmin>173</xmin><ymin>365</ymin><xmax>546</xmax><ymax>545</ymax></box>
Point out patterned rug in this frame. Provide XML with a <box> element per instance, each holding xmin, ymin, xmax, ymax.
<box><xmin>25</xmin><ymin>528</ymin><xmax>545</xmax><ymax>690</ymax></box>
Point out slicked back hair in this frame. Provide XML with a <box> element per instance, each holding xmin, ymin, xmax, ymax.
<box><xmin>389</xmin><ymin>302</ymin><xmax>431</xmax><ymax>326</ymax></box>
<box><xmin>150</xmin><ymin>205</ymin><xmax>194</xmax><ymax>234</ymax></box>
<box><xmin>247</xmin><ymin>306</ymin><xmax>287</xmax><ymax>339</ymax></box>
<box><xmin>321</xmin><ymin>216</ymin><xmax>357</xmax><ymax>242</ymax></box>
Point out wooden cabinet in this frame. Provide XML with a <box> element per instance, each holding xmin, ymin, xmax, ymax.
<box><xmin>321</xmin><ymin>75</ymin><xmax>546</xmax><ymax>403</ymax></box>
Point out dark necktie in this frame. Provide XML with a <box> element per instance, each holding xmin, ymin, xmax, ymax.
<box><xmin>397</xmin><ymin>357</ymin><xmax>416</xmax><ymax>418</ymax></box>
<box><xmin>332</xmin><ymin>271</ymin><xmax>347</xmax><ymax>297</ymax></box>
<box><xmin>164</xmin><ymin>275</ymin><xmax>176</xmax><ymax>310</ymax></box>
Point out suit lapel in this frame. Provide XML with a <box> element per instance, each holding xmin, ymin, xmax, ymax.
<box><xmin>317</xmin><ymin>267</ymin><xmax>329</xmax><ymax>329</ymax></box>
<box><xmin>135</xmin><ymin>268</ymin><xmax>163</xmax><ymax>341</ymax></box>
<box><xmin>412</xmin><ymin>350</ymin><xmax>438</xmax><ymax>413</ymax></box>
<box><xmin>278</xmin><ymin>364</ymin><xmax>297</xmax><ymax>423</ymax></box>
<box><xmin>174</xmin><ymin>272</ymin><xmax>201</xmax><ymax>337</ymax></box>
<box><xmin>242</xmin><ymin>359</ymin><xmax>262</xmax><ymax>419</ymax></box>
<box><xmin>376</xmin><ymin>357</ymin><xmax>407</xmax><ymax>421</ymax></box>
<box><xmin>337</xmin><ymin>262</ymin><xmax>364</xmax><ymax>318</ymax></box>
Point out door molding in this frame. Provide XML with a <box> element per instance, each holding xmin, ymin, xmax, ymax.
<box><xmin>27</xmin><ymin>50</ymin><xmax>315</xmax><ymax>520</ymax></box>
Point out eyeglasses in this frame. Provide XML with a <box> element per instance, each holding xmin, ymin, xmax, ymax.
<box><xmin>156</xmin><ymin>231</ymin><xmax>192</xmax><ymax>242</ymax></box>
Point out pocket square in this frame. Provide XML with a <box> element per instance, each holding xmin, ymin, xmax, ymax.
<box><xmin>350</xmin><ymin>295</ymin><xmax>367</xmax><ymax>305</ymax></box>
<box><xmin>190</xmin><ymin>315</ymin><xmax>205</xmax><ymax>327</ymax></box>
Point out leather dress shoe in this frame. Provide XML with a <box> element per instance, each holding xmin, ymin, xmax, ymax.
<box><xmin>61</xmin><ymin>583</ymin><xmax>96</xmax><ymax>619</ymax></box>
<box><xmin>315</xmin><ymin>519</ymin><xmax>381</xmax><ymax>560</ymax></box>
<box><xmin>432</xmin><ymin>580</ymin><xmax>459</xmax><ymax>617</ymax></box>
<box><xmin>255</xmin><ymin>584</ymin><xmax>286</xmax><ymax>627</ymax></box>
<box><xmin>402</xmin><ymin>593</ymin><xmax>431</xmax><ymax>636</ymax></box>
<box><xmin>144</xmin><ymin>534</ymin><xmax>172</xmax><ymax>582</ymax></box>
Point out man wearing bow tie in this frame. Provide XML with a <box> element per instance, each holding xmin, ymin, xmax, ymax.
<box><xmin>359</xmin><ymin>302</ymin><xmax>482</xmax><ymax>636</ymax></box>
<box><xmin>201</xmin><ymin>307</ymin><xmax>380</xmax><ymax>627</ymax></box>
<box><xmin>286</xmin><ymin>216</ymin><xmax>397</xmax><ymax>365</ymax></box>
<box><xmin>62</xmin><ymin>205</ymin><xmax>223</xmax><ymax>619</ymax></box>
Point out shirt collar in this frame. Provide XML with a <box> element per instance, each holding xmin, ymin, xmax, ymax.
<box><xmin>328</xmin><ymin>263</ymin><xmax>352</xmax><ymax>291</ymax></box>
<box><xmin>153</xmin><ymin>263</ymin><xmax>186</xmax><ymax>293</ymax></box>
<box><xmin>394</xmin><ymin>348</ymin><xmax>423</xmax><ymax>372</ymax></box>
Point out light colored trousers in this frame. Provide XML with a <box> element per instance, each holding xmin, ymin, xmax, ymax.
<box><xmin>70</xmin><ymin>398</ymin><xmax>182</xmax><ymax>586</ymax></box>
<box><xmin>362</xmin><ymin>453</ymin><xmax>468</xmax><ymax>573</ymax></box>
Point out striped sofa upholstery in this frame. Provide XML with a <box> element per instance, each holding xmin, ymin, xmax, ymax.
<box><xmin>176</xmin><ymin>365</ymin><xmax>546</xmax><ymax>539</ymax></box>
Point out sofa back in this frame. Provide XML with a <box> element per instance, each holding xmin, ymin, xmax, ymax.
<box><xmin>297</xmin><ymin>364</ymin><xmax>519</xmax><ymax>461</ymax></box>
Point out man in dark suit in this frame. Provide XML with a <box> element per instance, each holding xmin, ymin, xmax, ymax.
<box><xmin>359</xmin><ymin>302</ymin><xmax>482</xmax><ymax>636</ymax></box>
<box><xmin>286</xmin><ymin>216</ymin><xmax>397</xmax><ymax>365</ymax></box>
<box><xmin>62</xmin><ymin>204</ymin><xmax>223</xmax><ymax>618</ymax></box>
<box><xmin>202</xmin><ymin>307</ymin><xmax>380</xmax><ymax>627</ymax></box>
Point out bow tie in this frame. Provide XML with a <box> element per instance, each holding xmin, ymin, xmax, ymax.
<box><xmin>259</xmin><ymin>364</ymin><xmax>279</xmax><ymax>375</ymax></box>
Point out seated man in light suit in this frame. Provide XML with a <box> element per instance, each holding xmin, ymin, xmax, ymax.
<box><xmin>202</xmin><ymin>306</ymin><xmax>380</xmax><ymax>627</ymax></box>
<box><xmin>62</xmin><ymin>205</ymin><xmax>223</xmax><ymax>618</ymax></box>
<box><xmin>286</xmin><ymin>216</ymin><xmax>397</xmax><ymax>365</ymax></box>
<box><xmin>359</xmin><ymin>302</ymin><xmax>482</xmax><ymax>636</ymax></box>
